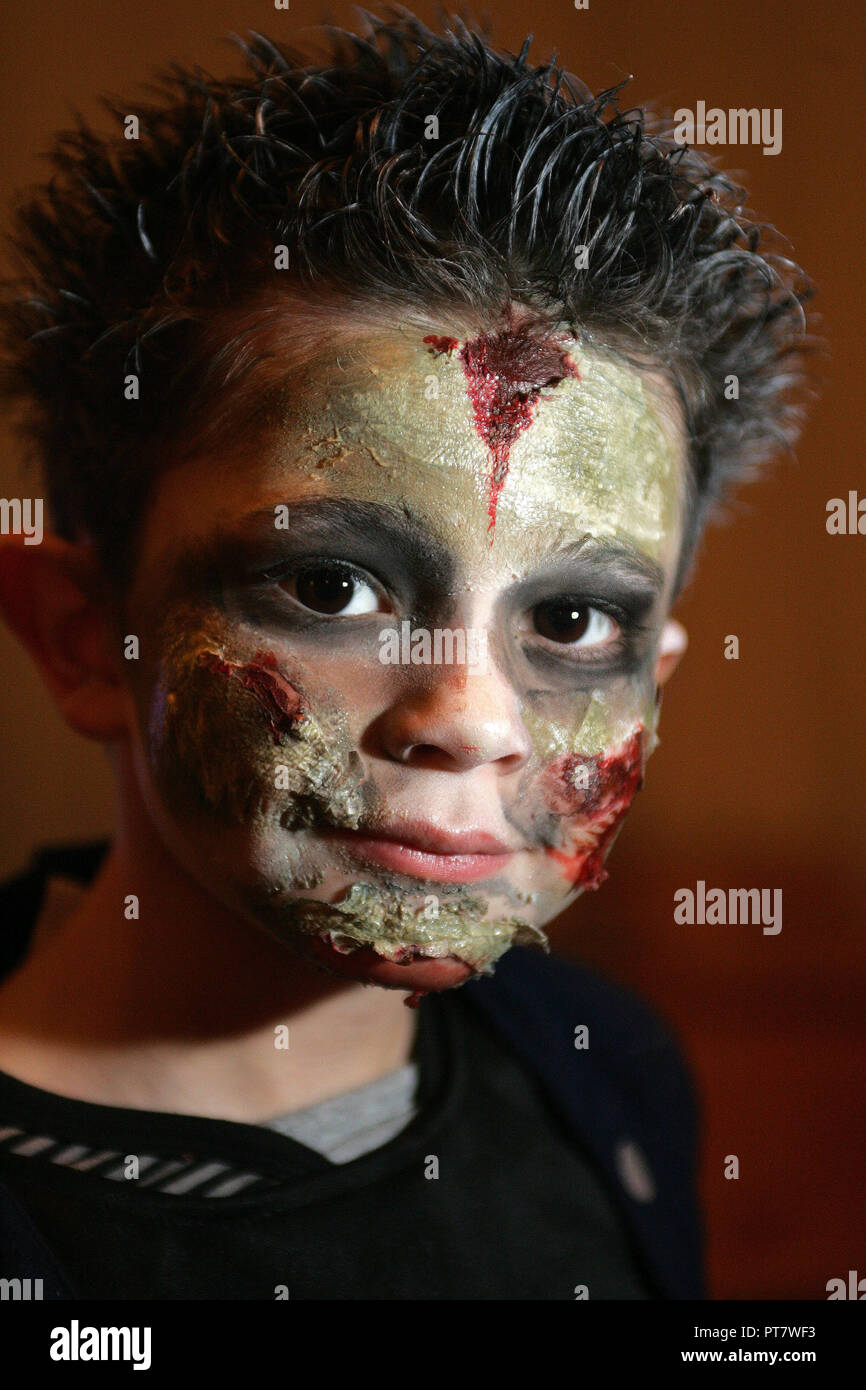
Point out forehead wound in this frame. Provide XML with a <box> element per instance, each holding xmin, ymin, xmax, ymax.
<box><xmin>422</xmin><ymin>327</ymin><xmax>580</xmax><ymax>536</ymax></box>
<box><xmin>287</xmin><ymin>328</ymin><xmax>680</xmax><ymax>558</ymax></box>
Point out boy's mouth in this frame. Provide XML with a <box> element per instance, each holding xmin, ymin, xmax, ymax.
<box><xmin>320</xmin><ymin>819</ymin><xmax>518</xmax><ymax>883</ymax></box>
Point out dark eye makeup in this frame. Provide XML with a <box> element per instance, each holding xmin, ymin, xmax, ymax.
<box><xmin>192</xmin><ymin>499</ymin><xmax>661</xmax><ymax>680</ymax></box>
<box><xmin>244</xmin><ymin>555</ymin><xmax>650</xmax><ymax>678</ymax></box>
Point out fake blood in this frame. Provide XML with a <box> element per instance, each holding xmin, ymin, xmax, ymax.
<box><xmin>198</xmin><ymin>650</ymin><xmax>305</xmax><ymax>744</ymax></box>
<box><xmin>423</xmin><ymin>328</ymin><xmax>579</xmax><ymax>536</ymax></box>
<box><xmin>423</xmin><ymin>335</ymin><xmax>459</xmax><ymax>356</ymax></box>
<box><xmin>542</xmin><ymin>727</ymin><xmax>644</xmax><ymax>890</ymax></box>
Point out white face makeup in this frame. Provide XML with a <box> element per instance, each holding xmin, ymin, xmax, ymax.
<box><xmin>123</xmin><ymin>313</ymin><xmax>686</xmax><ymax>1001</ymax></box>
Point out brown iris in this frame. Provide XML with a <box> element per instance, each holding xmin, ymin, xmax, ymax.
<box><xmin>533</xmin><ymin>599</ymin><xmax>591</xmax><ymax>644</ymax></box>
<box><xmin>293</xmin><ymin>564</ymin><xmax>358</xmax><ymax>615</ymax></box>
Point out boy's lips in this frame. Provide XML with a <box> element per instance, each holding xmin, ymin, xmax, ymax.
<box><xmin>321</xmin><ymin>820</ymin><xmax>518</xmax><ymax>882</ymax></box>
<box><xmin>307</xmin><ymin>932</ymin><xmax>477</xmax><ymax>996</ymax></box>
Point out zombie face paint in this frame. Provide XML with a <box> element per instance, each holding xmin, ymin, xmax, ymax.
<box><xmin>122</xmin><ymin>309</ymin><xmax>685</xmax><ymax>1001</ymax></box>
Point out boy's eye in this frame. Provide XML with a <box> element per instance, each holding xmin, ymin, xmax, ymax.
<box><xmin>532</xmin><ymin>599</ymin><xmax>616</xmax><ymax>647</ymax></box>
<box><xmin>282</xmin><ymin>562</ymin><xmax>387</xmax><ymax>616</ymax></box>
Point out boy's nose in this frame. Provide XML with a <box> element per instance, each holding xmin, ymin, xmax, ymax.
<box><xmin>373</xmin><ymin>659</ymin><xmax>533</xmax><ymax>773</ymax></box>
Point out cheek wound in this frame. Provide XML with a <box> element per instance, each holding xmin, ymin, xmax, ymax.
<box><xmin>150</xmin><ymin>632</ymin><xmax>369</xmax><ymax>829</ymax></box>
<box><xmin>197</xmin><ymin>649</ymin><xmax>305</xmax><ymax>743</ymax></box>
<box><xmin>541</xmin><ymin>727</ymin><xmax>644</xmax><ymax>890</ymax></box>
<box><xmin>423</xmin><ymin>327</ymin><xmax>580</xmax><ymax>536</ymax></box>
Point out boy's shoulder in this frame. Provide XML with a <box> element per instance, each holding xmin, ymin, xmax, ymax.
<box><xmin>467</xmin><ymin>942</ymin><xmax>703</xmax><ymax>1147</ymax></box>
<box><xmin>470</xmin><ymin>941</ymin><xmax>688</xmax><ymax>1058</ymax></box>
<box><xmin>463</xmin><ymin>945</ymin><xmax>705</xmax><ymax>1299</ymax></box>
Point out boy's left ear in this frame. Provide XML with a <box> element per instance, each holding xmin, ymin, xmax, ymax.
<box><xmin>654</xmin><ymin>620</ymin><xmax>688</xmax><ymax>687</ymax></box>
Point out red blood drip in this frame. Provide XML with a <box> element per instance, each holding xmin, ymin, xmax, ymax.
<box><xmin>198</xmin><ymin>649</ymin><xmax>305</xmax><ymax>744</ymax></box>
<box><xmin>542</xmin><ymin>727</ymin><xmax>644</xmax><ymax>890</ymax></box>
<box><xmin>422</xmin><ymin>334</ymin><xmax>459</xmax><ymax>355</ymax></box>
<box><xmin>424</xmin><ymin>328</ymin><xmax>579</xmax><ymax>537</ymax></box>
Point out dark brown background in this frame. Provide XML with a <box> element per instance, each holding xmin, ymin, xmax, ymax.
<box><xmin>0</xmin><ymin>0</ymin><xmax>862</xmax><ymax>1300</ymax></box>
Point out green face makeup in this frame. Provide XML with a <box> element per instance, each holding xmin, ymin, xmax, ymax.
<box><xmin>280</xmin><ymin>320</ymin><xmax>679</xmax><ymax>565</ymax></box>
<box><xmin>125</xmin><ymin>315</ymin><xmax>685</xmax><ymax>992</ymax></box>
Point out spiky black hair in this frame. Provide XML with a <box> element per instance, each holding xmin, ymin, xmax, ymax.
<box><xmin>0</xmin><ymin>10</ymin><xmax>812</xmax><ymax>586</ymax></box>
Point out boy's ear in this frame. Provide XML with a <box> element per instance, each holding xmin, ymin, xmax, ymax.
<box><xmin>654</xmin><ymin>619</ymin><xmax>688</xmax><ymax>687</ymax></box>
<box><xmin>0</xmin><ymin>534</ymin><xmax>131</xmax><ymax>741</ymax></box>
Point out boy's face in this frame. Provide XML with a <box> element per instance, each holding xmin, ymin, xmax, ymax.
<box><xmin>122</xmin><ymin>318</ymin><xmax>686</xmax><ymax>995</ymax></box>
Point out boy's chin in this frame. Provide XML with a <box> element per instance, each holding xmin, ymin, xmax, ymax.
<box><xmin>302</xmin><ymin>931</ymin><xmax>482</xmax><ymax>997</ymax></box>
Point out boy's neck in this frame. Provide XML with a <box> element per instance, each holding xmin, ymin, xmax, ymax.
<box><xmin>0</xmin><ymin>795</ymin><xmax>418</xmax><ymax>1122</ymax></box>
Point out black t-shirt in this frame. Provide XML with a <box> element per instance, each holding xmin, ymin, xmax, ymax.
<box><xmin>0</xmin><ymin>984</ymin><xmax>656</xmax><ymax>1299</ymax></box>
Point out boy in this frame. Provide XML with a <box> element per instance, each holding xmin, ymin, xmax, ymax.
<box><xmin>0</xmin><ymin>15</ymin><xmax>808</xmax><ymax>1299</ymax></box>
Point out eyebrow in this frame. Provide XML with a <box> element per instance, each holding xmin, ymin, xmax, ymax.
<box><xmin>546</xmin><ymin>535</ymin><xmax>665</xmax><ymax>586</ymax></box>
<box><xmin>520</xmin><ymin>534</ymin><xmax>666</xmax><ymax>609</ymax></box>
<box><xmin>170</xmin><ymin>496</ymin><xmax>456</xmax><ymax>595</ymax></box>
